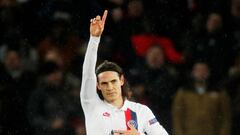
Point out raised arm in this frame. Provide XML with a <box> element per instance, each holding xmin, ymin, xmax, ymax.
<box><xmin>80</xmin><ymin>10</ymin><xmax>108</xmax><ymax>108</ymax></box>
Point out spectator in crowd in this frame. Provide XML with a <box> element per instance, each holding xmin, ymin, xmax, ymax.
<box><xmin>37</xmin><ymin>19</ymin><xmax>82</xmax><ymax>71</ymax></box>
<box><xmin>225</xmin><ymin>53</ymin><xmax>240</xmax><ymax>135</ymax></box>
<box><xmin>128</xmin><ymin>44</ymin><xmax>178</xmax><ymax>133</ymax></box>
<box><xmin>62</xmin><ymin>73</ymin><xmax>85</xmax><ymax>135</ymax></box>
<box><xmin>172</xmin><ymin>61</ymin><xmax>231</xmax><ymax>135</ymax></box>
<box><xmin>184</xmin><ymin>13</ymin><xmax>233</xmax><ymax>83</ymax></box>
<box><xmin>27</xmin><ymin>61</ymin><xmax>79</xmax><ymax>135</ymax></box>
<box><xmin>0</xmin><ymin>48</ymin><xmax>36</xmax><ymax>135</ymax></box>
<box><xmin>0</xmin><ymin>33</ymin><xmax>38</xmax><ymax>71</ymax></box>
<box><xmin>131</xmin><ymin>34</ymin><xmax>183</xmax><ymax>64</ymax></box>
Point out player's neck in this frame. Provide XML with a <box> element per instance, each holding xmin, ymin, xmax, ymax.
<box><xmin>109</xmin><ymin>97</ymin><xmax>124</xmax><ymax>109</ymax></box>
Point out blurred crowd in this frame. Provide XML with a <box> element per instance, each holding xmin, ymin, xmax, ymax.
<box><xmin>0</xmin><ymin>0</ymin><xmax>240</xmax><ymax>135</ymax></box>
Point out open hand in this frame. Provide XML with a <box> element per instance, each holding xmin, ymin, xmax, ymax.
<box><xmin>90</xmin><ymin>10</ymin><xmax>108</xmax><ymax>37</ymax></box>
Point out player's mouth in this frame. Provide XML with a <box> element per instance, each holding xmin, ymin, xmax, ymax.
<box><xmin>107</xmin><ymin>92</ymin><xmax>116</xmax><ymax>96</ymax></box>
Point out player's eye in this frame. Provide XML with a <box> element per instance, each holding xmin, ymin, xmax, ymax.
<box><xmin>111</xmin><ymin>79</ymin><xmax>117</xmax><ymax>83</ymax></box>
<box><xmin>101</xmin><ymin>82</ymin><xmax>107</xmax><ymax>85</ymax></box>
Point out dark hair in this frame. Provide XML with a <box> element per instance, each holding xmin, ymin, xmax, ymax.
<box><xmin>96</xmin><ymin>60</ymin><xmax>129</xmax><ymax>100</ymax></box>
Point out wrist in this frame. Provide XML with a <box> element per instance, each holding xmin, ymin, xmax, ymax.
<box><xmin>90</xmin><ymin>34</ymin><xmax>101</xmax><ymax>37</ymax></box>
<box><xmin>89</xmin><ymin>36</ymin><xmax>101</xmax><ymax>45</ymax></box>
<box><xmin>90</xmin><ymin>31</ymin><xmax>102</xmax><ymax>37</ymax></box>
<box><xmin>90</xmin><ymin>36</ymin><xmax>101</xmax><ymax>40</ymax></box>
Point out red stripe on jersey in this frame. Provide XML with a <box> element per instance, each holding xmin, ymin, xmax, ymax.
<box><xmin>124</xmin><ymin>108</ymin><xmax>131</xmax><ymax>130</ymax></box>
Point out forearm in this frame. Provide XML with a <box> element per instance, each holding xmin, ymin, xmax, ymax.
<box><xmin>80</xmin><ymin>36</ymin><xmax>100</xmax><ymax>103</ymax></box>
<box><xmin>82</xmin><ymin>36</ymin><xmax>100</xmax><ymax>76</ymax></box>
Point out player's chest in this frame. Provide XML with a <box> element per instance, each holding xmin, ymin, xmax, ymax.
<box><xmin>94</xmin><ymin>106</ymin><xmax>142</xmax><ymax>132</ymax></box>
<box><xmin>97</xmin><ymin>108</ymin><xmax>127</xmax><ymax>131</ymax></box>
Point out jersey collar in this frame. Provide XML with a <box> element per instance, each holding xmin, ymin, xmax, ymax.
<box><xmin>103</xmin><ymin>99</ymin><xmax>130</xmax><ymax>111</ymax></box>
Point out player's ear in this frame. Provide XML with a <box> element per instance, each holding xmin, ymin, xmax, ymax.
<box><xmin>96</xmin><ymin>76</ymin><xmax>101</xmax><ymax>90</ymax></box>
<box><xmin>97</xmin><ymin>82</ymin><xmax>101</xmax><ymax>90</ymax></box>
<box><xmin>120</xmin><ymin>75</ymin><xmax>124</xmax><ymax>86</ymax></box>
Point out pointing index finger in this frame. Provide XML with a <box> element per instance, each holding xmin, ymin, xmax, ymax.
<box><xmin>102</xmin><ymin>10</ymin><xmax>108</xmax><ymax>25</ymax></box>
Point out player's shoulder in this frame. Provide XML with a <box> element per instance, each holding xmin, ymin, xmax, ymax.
<box><xmin>125</xmin><ymin>100</ymin><xmax>151</xmax><ymax>113</ymax></box>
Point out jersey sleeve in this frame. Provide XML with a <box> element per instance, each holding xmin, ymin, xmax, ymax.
<box><xmin>142</xmin><ymin>105</ymin><xmax>169</xmax><ymax>135</ymax></box>
<box><xmin>80</xmin><ymin>36</ymin><xmax>101</xmax><ymax>111</ymax></box>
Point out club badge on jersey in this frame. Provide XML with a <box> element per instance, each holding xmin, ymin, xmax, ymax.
<box><xmin>128</xmin><ymin>120</ymin><xmax>138</xmax><ymax>129</ymax></box>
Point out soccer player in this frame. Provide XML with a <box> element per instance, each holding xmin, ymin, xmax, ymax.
<box><xmin>80</xmin><ymin>10</ymin><xmax>168</xmax><ymax>135</ymax></box>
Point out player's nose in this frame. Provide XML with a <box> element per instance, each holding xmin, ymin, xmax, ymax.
<box><xmin>106</xmin><ymin>83</ymin><xmax>114</xmax><ymax>90</ymax></box>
